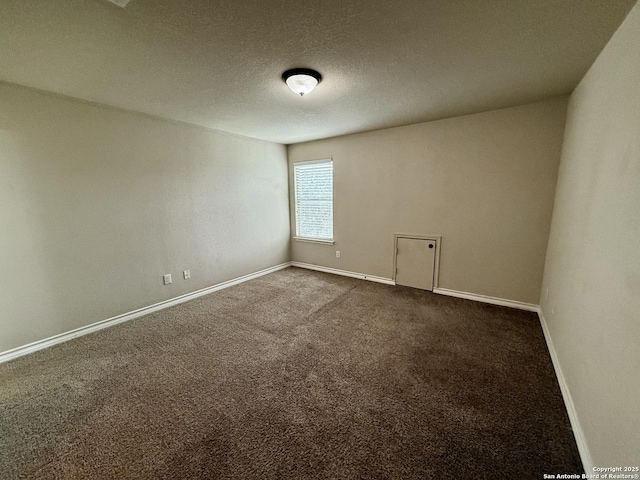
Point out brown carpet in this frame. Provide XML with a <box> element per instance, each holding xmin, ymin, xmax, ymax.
<box><xmin>0</xmin><ymin>267</ymin><xmax>582</xmax><ymax>479</ymax></box>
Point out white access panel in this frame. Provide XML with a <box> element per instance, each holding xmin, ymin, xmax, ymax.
<box><xmin>395</xmin><ymin>236</ymin><xmax>438</xmax><ymax>291</ymax></box>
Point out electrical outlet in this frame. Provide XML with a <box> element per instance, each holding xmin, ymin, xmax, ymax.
<box><xmin>163</xmin><ymin>274</ymin><xmax>172</xmax><ymax>285</ymax></box>
<box><xmin>336</xmin><ymin>250</ymin><xmax>341</xmax><ymax>258</ymax></box>
<box><xmin>183</xmin><ymin>270</ymin><xmax>191</xmax><ymax>280</ymax></box>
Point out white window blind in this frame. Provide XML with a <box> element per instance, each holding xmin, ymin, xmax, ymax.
<box><xmin>294</xmin><ymin>159</ymin><xmax>333</xmax><ymax>240</ymax></box>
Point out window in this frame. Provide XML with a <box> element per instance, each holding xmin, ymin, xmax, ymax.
<box><xmin>294</xmin><ymin>159</ymin><xmax>333</xmax><ymax>242</ymax></box>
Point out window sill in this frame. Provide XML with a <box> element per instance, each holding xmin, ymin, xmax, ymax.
<box><xmin>293</xmin><ymin>237</ymin><xmax>335</xmax><ymax>245</ymax></box>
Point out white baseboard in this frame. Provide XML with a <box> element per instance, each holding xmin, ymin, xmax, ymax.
<box><xmin>291</xmin><ymin>262</ymin><xmax>395</xmax><ymax>285</ymax></box>
<box><xmin>537</xmin><ymin>307</ymin><xmax>593</xmax><ymax>473</ymax></box>
<box><xmin>431</xmin><ymin>289</ymin><xmax>591</xmax><ymax>471</ymax></box>
<box><xmin>432</xmin><ymin>287</ymin><xmax>539</xmax><ymax>312</ymax></box>
<box><xmin>2</xmin><ymin>261</ymin><xmax>591</xmax><ymax>474</ymax></box>
<box><xmin>0</xmin><ymin>262</ymin><xmax>293</xmax><ymax>364</ymax></box>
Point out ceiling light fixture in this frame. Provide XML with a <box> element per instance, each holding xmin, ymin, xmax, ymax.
<box><xmin>106</xmin><ymin>0</ymin><xmax>132</xmax><ymax>7</ymax></box>
<box><xmin>282</xmin><ymin>68</ymin><xmax>322</xmax><ymax>97</ymax></box>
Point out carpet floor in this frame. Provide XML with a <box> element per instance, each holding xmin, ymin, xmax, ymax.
<box><xmin>0</xmin><ymin>267</ymin><xmax>582</xmax><ymax>479</ymax></box>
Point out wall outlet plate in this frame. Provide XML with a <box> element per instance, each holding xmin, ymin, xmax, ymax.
<box><xmin>183</xmin><ymin>270</ymin><xmax>191</xmax><ymax>280</ymax></box>
<box><xmin>163</xmin><ymin>274</ymin><xmax>172</xmax><ymax>285</ymax></box>
<box><xmin>336</xmin><ymin>251</ymin><xmax>341</xmax><ymax>258</ymax></box>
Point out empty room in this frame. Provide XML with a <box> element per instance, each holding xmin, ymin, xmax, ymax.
<box><xmin>1</xmin><ymin>0</ymin><xmax>639</xmax><ymax>478</ymax></box>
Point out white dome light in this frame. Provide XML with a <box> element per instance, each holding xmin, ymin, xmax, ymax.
<box><xmin>282</xmin><ymin>68</ymin><xmax>322</xmax><ymax>97</ymax></box>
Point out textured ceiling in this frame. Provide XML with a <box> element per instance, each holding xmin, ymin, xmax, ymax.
<box><xmin>0</xmin><ymin>0</ymin><xmax>636</xmax><ymax>144</ymax></box>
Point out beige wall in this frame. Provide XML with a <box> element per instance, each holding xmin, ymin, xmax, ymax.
<box><xmin>0</xmin><ymin>82</ymin><xmax>290</xmax><ymax>353</ymax></box>
<box><xmin>289</xmin><ymin>98</ymin><xmax>567</xmax><ymax>304</ymax></box>
<box><xmin>540</xmin><ymin>2</ymin><xmax>640</xmax><ymax>468</ymax></box>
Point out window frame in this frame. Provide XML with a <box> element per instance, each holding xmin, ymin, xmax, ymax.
<box><xmin>293</xmin><ymin>158</ymin><xmax>334</xmax><ymax>245</ymax></box>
